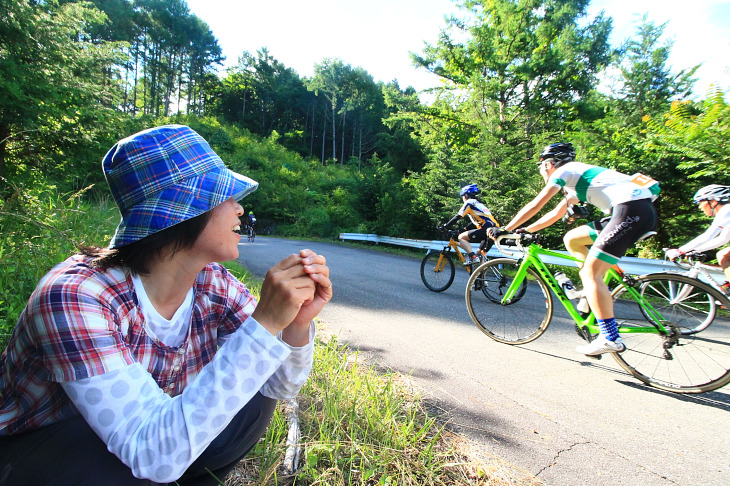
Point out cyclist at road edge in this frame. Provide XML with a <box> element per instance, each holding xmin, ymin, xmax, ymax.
<box><xmin>488</xmin><ymin>142</ymin><xmax>660</xmax><ymax>356</ymax></box>
<box><xmin>665</xmin><ymin>184</ymin><xmax>730</xmax><ymax>295</ymax></box>
<box><xmin>246</xmin><ymin>211</ymin><xmax>256</xmax><ymax>230</ymax></box>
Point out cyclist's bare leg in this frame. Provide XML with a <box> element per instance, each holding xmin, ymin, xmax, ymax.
<box><xmin>478</xmin><ymin>237</ymin><xmax>493</xmax><ymax>257</ymax></box>
<box><xmin>563</xmin><ymin>225</ymin><xmax>594</xmax><ymax>265</ymax></box>
<box><xmin>578</xmin><ymin>256</ymin><xmax>614</xmax><ymax>320</ymax></box>
<box><xmin>458</xmin><ymin>232</ymin><xmax>474</xmax><ymax>255</ymax></box>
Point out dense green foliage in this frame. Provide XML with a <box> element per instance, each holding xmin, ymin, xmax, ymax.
<box><xmin>2</xmin><ymin>0</ymin><xmax>729</xmax><ymax>338</ymax></box>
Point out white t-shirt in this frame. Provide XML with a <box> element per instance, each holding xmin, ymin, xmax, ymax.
<box><xmin>131</xmin><ymin>273</ymin><xmax>193</xmax><ymax>347</ymax></box>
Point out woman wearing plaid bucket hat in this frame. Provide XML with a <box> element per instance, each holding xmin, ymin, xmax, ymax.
<box><xmin>0</xmin><ymin>125</ymin><xmax>332</xmax><ymax>484</ymax></box>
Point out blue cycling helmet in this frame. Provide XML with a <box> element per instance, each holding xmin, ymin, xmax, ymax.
<box><xmin>460</xmin><ymin>184</ymin><xmax>479</xmax><ymax>197</ymax></box>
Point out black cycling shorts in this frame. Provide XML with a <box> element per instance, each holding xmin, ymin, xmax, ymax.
<box><xmin>465</xmin><ymin>225</ymin><xmax>496</xmax><ymax>253</ymax></box>
<box><xmin>466</xmin><ymin>227</ymin><xmax>488</xmax><ymax>242</ymax></box>
<box><xmin>587</xmin><ymin>199</ymin><xmax>657</xmax><ymax>265</ymax></box>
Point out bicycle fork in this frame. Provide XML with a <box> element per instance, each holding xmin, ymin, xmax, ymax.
<box><xmin>434</xmin><ymin>252</ymin><xmax>448</xmax><ymax>273</ymax></box>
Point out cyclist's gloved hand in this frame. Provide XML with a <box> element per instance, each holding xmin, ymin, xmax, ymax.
<box><xmin>514</xmin><ymin>228</ymin><xmax>529</xmax><ymax>234</ymax></box>
<box><xmin>665</xmin><ymin>249</ymin><xmax>683</xmax><ymax>261</ymax></box>
<box><xmin>487</xmin><ymin>227</ymin><xmax>504</xmax><ymax>240</ymax></box>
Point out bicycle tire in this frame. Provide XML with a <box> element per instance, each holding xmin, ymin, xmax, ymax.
<box><xmin>639</xmin><ymin>275</ymin><xmax>716</xmax><ymax>335</ymax></box>
<box><xmin>465</xmin><ymin>258</ymin><xmax>553</xmax><ymax>344</ymax></box>
<box><xmin>421</xmin><ymin>251</ymin><xmax>455</xmax><ymax>292</ymax></box>
<box><xmin>611</xmin><ymin>273</ymin><xmax>730</xmax><ymax>393</ymax></box>
<box><xmin>477</xmin><ymin>259</ymin><xmax>528</xmax><ymax>303</ymax></box>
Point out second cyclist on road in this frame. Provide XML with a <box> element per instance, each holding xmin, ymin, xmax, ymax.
<box><xmin>442</xmin><ymin>184</ymin><xmax>499</xmax><ymax>265</ymax></box>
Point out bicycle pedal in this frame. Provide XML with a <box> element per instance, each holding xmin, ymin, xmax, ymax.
<box><xmin>574</xmin><ymin>324</ymin><xmax>593</xmax><ymax>341</ymax></box>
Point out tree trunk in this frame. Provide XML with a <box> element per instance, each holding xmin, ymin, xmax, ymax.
<box><xmin>309</xmin><ymin>104</ymin><xmax>315</xmax><ymax>157</ymax></box>
<box><xmin>351</xmin><ymin>114</ymin><xmax>357</xmax><ymax>159</ymax></box>
<box><xmin>242</xmin><ymin>87</ymin><xmax>247</xmax><ymax>123</ymax></box>
<box><xmin>132</xmin><ymin>42</ymin><xmax>138</xmax><ymax>115</ymax></box>
<box><xmin>340</xmin><ymin>110</ymin><xmax>346</xmax><ymax>164</ymax></box>
<box><xmin>0</xmin><ymin>122</ymin><xmax>9</xmax><ymax>178</ymax></box>
<box><xmin>321</xmin><ymin>106</ymin><xmax>327</xmax><ymax>164</ymax></box>
<box><xmin>358</xmin><ymin>115</ymin><xmax>363</xmax><ymax>165</ymax></box>
<box><xmin>331</xmin><ymin>101</ymin><xmax>336</xmax><ymax>163</ymax></box>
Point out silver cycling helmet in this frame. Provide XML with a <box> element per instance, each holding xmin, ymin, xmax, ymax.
<box><xmin>693</xmin><ymin>184</ymin><xmax>730</xmax><ymax>204</ymax></box>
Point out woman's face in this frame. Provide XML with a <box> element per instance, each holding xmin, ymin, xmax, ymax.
<box><xmin>192</xmin><ymin>197</ymin><xmax>245</xmax><ymax>262</ymax></box>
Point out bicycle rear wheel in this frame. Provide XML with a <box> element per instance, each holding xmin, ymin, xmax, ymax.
<box><xmin>612</xmin><ymin>273</ymin><xmax>730</xmax><ymax>393</ymax></box>
<box><xmin>420</xmin><ymin>251</ymin><xmax>455</xmax><ymax>292</ymax></box>
<box><xmin>639</xmin><ymin>275</ymin><xmax>716</xmax><ymax>335</ymax></box>
<box><xmin>465</xmin><ymin>258</ymin><xmax>552</xmax><ymax>344</ymax></box>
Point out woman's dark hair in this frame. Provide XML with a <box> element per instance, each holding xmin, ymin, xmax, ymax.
<box><xmin>81</xmin><ymin>210</ymin><xmax>214</xmax><ymax>275</ymax></box>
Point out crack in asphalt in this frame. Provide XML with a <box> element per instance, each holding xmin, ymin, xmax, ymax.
<box><xmin>535</xmin><ymin>440</ymin><xmax>682</xmax><ymax>485</ymax></box>
<box><xmin>535</xmin><ymin>441</ymin><xmax>591</xmax><ymax>477</ymax></box>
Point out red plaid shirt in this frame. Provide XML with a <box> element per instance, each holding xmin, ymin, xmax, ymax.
<box><xmin>0</xmin><ymin>255</ymin><xmax>256</xmax><ymax>435</ymax></box>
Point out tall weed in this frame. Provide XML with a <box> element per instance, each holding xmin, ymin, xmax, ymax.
<box><xmin>0</xmin><ymin>181</ymin><xmax>117</xmax><ymax>348</ymax></box>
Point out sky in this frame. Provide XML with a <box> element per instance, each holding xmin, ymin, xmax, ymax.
<box><xmin>185</xmin><ymin>0</ymin><xmax>730</xmax><ymax>99</ymax></box>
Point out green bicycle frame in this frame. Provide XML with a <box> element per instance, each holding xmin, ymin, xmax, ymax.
<box><xmin>500</xmin><ymin>243</ymin><xmax>670</xmax><ymax>335</ymax></box>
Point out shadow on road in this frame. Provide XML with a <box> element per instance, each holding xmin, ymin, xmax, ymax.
<box><xmin>512</xmin><ymin>344</ymin><xmax>730</xmax><ymax>410</ymax></box>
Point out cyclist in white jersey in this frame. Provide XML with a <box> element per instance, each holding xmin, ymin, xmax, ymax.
<box><xmin>488</xmin><ymin>142</ymin><xmax>659</xmax><ymax>356</ymax></box>
<box><xmin>665</xmin><ymin>185</ymin><xmax>730</xmax><ymax>294</ymax></box>
<box><xmin>442</xmin><ymin>184</ymin><xmax>499</xmax><ymax>264</ymax></box>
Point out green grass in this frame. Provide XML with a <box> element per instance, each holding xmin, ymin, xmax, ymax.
<box><xmin>224</xmin><ymin>334</ymin><xmax>540</xmax><ymax>486</ymax></box>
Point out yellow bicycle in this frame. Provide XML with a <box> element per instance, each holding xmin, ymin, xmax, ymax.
<box><xmin>420</xmin><ymin>228</ymin><xmax>490</xmax><ymax>292</ymax></box>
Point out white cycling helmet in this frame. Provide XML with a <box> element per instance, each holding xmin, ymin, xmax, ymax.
<box><xmin>692</xmin><ymin>185</ymin><xmax>730</xmax><ymax>204</ymax></box>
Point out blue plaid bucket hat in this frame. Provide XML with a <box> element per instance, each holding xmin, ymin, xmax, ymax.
<box><xmin>103</xmin><ymin>125</ymin><xmax>258</xmax><ymax>248</ymax></box>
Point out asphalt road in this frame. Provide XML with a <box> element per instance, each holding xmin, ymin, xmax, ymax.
<box><xmin>236</xmin><ymin>237</ymin><xmax>730</xmax><ymax>486</ymax></box>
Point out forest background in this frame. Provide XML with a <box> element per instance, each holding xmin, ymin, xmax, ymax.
<box><xmin>1</xmin><ymin>0</ymin><xmax>729</xmax><ymax>343</ymax></box>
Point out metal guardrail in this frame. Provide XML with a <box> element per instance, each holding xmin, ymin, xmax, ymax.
<box><xmin>339</xmin><ymin>232</ymin><xmax>726</xmax><ymax>284</ymax></box>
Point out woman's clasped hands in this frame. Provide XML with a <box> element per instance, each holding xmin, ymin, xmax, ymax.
<box><xmin>252</xmin><ymin>249</ymin><xmax>332</xmax><ymax>346</ymax></box>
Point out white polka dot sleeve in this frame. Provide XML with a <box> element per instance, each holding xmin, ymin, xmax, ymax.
<box><xmin>261</xmin><ymin>320</ymin><xmax>316</xmax><ymax>399</ymax></box>
<box><xmin>60</xmin><ymin>317</ymin><xmax>314</xmax><ymax>482</ymax></box>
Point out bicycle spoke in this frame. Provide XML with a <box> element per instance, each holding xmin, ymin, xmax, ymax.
<box><xmin>641</xmin><ymin>278</ymin><xmax>716</xmax><ymax>335</ymax></box>
<box><xmin>613</xmin><ymin>274</ymin><xmax>730</xmax><ymax>393</ymax></box>
<box><xmin>420</xmin><ymin>252</ymin><xmax>455</xmax><ymax>292</ymax></box>
<box><xmin>465</xmin><ymin>259</ymin><xmax>552</xmax><ymax>345</ymax></box>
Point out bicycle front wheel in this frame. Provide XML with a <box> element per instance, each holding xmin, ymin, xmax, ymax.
<box><xmin>612</xmin><ymin>273</ymin><xmax>730</xmax><ymax>393</ymax></box>
<box><xmin>479</xmin><ymin>259</ymin><xmax>528</xmax><ymax>304</ymax></box>
<box><xmin>421</xmin><ymin>251</ymin><xmax>455</xmax><ymax>292</ymax></box>
<box><xmin>465</xmin><ymin>258</ymin><xmax>553</xmax><ymax>344</ymax></box>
